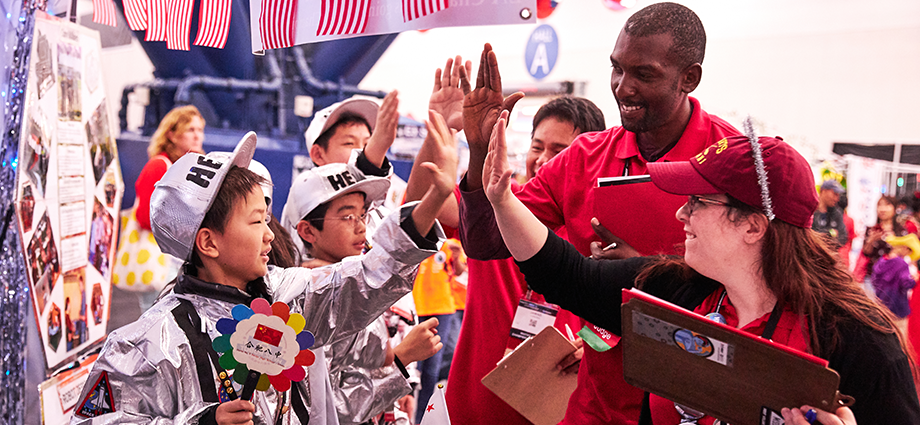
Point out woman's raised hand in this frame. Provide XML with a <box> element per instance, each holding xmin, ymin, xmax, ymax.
<box><xmin>483</xmin><ymin>110</ymin><xmax>513</xmax><ymax>207</ymax></box>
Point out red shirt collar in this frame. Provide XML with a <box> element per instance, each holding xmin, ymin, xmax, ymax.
<box><xmin>613</xmin><ymin>97</ymin><xmax>711</xmax><ymax>162</ymax></box>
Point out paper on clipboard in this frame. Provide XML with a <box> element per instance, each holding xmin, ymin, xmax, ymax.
<box><xmin>481</xmin><ymin>326</ymin><xmax>578</xmax><ymax>425</ymax></box>
<box><xmin>592</xmin><ymin>175</ymin><xmax>687</xmax><ymax>256</ymax></box>
<box><xmin>620</xmin><ymin>288</ymin><xmax>852</xmax><ymax>425</ymax></box>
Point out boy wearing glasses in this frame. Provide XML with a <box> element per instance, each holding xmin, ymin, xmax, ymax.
<box><xmin>281</xmin><ymin>162</ymin><xmax>444</xmax><ymax>424</ymax></box>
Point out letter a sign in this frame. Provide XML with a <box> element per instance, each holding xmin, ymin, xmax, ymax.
<box><xmin>525</xmin><ymin>24</ymin><xmax>558</xmax><ymax>80</ymax></box>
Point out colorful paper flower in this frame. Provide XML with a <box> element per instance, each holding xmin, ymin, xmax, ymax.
<box><xmin>212</xmin><ymin>298</ymin><xmax>315</xmax><ymax>393</ymax></box>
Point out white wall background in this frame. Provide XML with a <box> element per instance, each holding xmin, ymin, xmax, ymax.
<box><xmin>360</xmin><ymin>0</ymin><xmax>920</xmax><ymax>161</ymax></box>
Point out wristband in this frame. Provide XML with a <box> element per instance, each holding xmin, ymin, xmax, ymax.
<box><xmin>393</xmin><ymin>354</ymin><xmax>410</xmax><ymax>379</ymax></box>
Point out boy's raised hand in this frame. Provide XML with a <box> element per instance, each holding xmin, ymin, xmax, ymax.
<box><xmin>364</xmin><ymin>90</ymin><xmax>400</xmax><ymax>168</ymax></box>
<box><xmin>418</xmin><ymin>110</ymin><xmax>458</xmax><ymax>197</ymax></box>
<box><xmin>411</xmin><ymin>110</ymin><xmax>459</xmax><ymax>236</ymax></box>
<box><xmin>483</xmin><ymin>110</ymin><xmax>514</xmax><ymax>207</ymax></box>
<box><xmin>429</xmin><ymin>55</ymin><xmax>472</xmax><ymax>131</ymax></box>
<box><xmin>216</xmin><ymin>399</ymin><xmax>255</xmax><ymax>425</ymax></box>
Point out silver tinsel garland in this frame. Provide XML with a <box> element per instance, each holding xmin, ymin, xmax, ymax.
<box><xmin>1</xmin><ymin>0</ymin><xmax>36</xmax><ymax>423</ymax></box>
<box><xmin>743</xmin><ymin>117</ymin><xmax>774</xmax><ymax>221</ymax></box>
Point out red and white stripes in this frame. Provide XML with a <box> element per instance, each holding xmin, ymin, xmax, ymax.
<box><xmin>259</xmin><ymin>0</ymin><xmax>298</xmax><ymax>49</ymax></box>
<box><xmin>166</xmin><ymin>0</ymin><xmax>194</xmax><ymax>50</ymax></box>
<box><xmin>93</xmin><ymin>0</ymin><xmax>118</xmax><ymax>27</ymax></box>
<box><xmin>402</xmin><ymin>0</ymin><xmax>448</xmax><ymax>22</ymax></box>
<box><xmin>194</xmin><ymin>0</ymin><xmax>233</xmax><ymax>49</ymax></box>
<box><xmin>315</xmin><ymin>0</ymin><xmax>371</xmax><ymax>37</ymax></box>
<box><xmin>122</xmin><ymin>0</ymin><xmax>147</xmax><ymax>30</ymax></box>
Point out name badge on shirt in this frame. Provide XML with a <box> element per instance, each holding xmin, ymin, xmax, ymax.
<box><xmin>506</xmin><ymin>298</ymin><xmax>559</xmax><ymax>353</ymax></box>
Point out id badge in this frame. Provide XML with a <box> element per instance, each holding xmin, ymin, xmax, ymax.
<box><xmin>505</xmin><ymin>297</ymin><xmax>559</xmax><ymax>354</ymax></box>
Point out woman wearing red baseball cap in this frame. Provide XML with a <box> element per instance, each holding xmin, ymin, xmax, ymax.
<box><xmin>482</xmin><ymin>111</ymin><xmax>920</xmax><ymax>425</ymax></box>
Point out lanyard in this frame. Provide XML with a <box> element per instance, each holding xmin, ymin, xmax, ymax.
<box><xmin>711</xmin><ymin>290</ymin><xmax>784</xmax><ymax>340</ymax></box>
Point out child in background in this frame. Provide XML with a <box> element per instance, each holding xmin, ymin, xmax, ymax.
<box><xmin>872</xmin><ymin>234</ymin><xmax>920</xmax><ymax>335</ymax></box>
<box><xmin>72</xmin><ymin>131</ymin><xmax>453</xmax><ymax>424</ymax></box>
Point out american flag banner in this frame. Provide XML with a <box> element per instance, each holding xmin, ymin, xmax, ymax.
<box><xmin>193</xmin><ymin>0</ymin><xmax>233</xmax><ymax>49</ymax></box>
<box><xmin>249</xmin><ymin>0</ymin><xmax>533</xmax><ymax>52</ymax></box>
<box><xmin>122</xmin><ymin>0</ymin><xmax>147</xmax><ymax>30</ymax></box>
<box><xmin>403</xmin><ymin>0</ymin><xmax>448</xmax><ymax>23</ymax></box>
<box><xmin>316</xmin><ymin>0</ymin><xmax>371</xmax><ymax>37</ymax></box>
<box><xmin>259</xmin><ymin>0</ymin><xmax>298</xmax><ymax>49</ymax></box>
<box><xmin>145</xmin><ymin>0</ymin><xmax>168</xmax><ymax>41</ymax></box>
<box><xmin>166</xmin><ymin>0</ymin><xmax>195</xmax><ymax>50</ymax></box>
<box><xmin>93</xmin><ymin>0</ymin><xmax>118</xmax><ymax>27</ymax></box>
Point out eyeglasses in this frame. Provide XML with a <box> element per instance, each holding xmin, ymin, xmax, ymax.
<box><xmin>686</xmin><ymin>195</ymin><xmax>731</xmax><ymax>215</ymax></box>
<box><xmin>308</xmin><ymin>212</ymin><xmax>369</xmax><ymax>227</ymax></box>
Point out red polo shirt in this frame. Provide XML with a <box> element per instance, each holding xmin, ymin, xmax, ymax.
<box><xmin>458</xmin><ymin>97</ymin><xmax>741</xmax><ymax>424</ymax></box>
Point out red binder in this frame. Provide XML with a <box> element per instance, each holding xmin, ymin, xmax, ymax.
<box><xmin>620</xmin><ymin>288</ymin><xmax>853</xmax><ymax>425</ymax></box>
<box><xmin>592</xmin><ymin>176</ymin><xmax>687</xmax><ymax>256</ymax></box>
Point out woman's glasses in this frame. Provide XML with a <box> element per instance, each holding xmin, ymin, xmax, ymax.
<box><xmin>686</xmin><ymin>195</ymin><xmax>731</xmax><ymax>215</ymax></box>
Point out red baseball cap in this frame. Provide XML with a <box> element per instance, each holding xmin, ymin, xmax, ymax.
<box><xmin>647</xmin><ymin>135</ymin><xmax>818</xmax><ymax>228</ymax></box>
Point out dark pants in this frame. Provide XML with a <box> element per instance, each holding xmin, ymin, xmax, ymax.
<box><xmin>415</xmin><ymin>313</ymin><xmax>453</xmax><ymax>424</ymax></box>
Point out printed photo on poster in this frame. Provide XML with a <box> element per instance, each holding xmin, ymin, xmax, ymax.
<box><xmin>48</xmin><ymin>303</ymin><xmax>62</xmax><ymax>351</ymax></box>
<box><xmin>35</xmin><ymin>30</ymin><xmax>55</xmax><ymax>99</ymax></box>
<box><xmin>28</xmin><ymin>212</ymin><xmax>60</xmax><ymax>287</ymax></box>
<box><xmin>104</xmin><ymin>172</ymin><xmax>116</xmax><ymax>208</ymax></box>
<box><xmin>63</xmin><ymin>268</ymin><xmax>88</xmax><ymax>351</ymax></box>
<box><xmin>25</xmin><ymin>115</ymin><xmax>50</xmax><ymax>197</ymax></box>
<box><xmin>85</xmin><ymin>103</ymin><xmax>114</xmax><ymax>183</ymax></box>
<box><xmin>57</xmin><ymin>42</ymin><xmax>82</xmax><ymax>122</ymax></box>
<box><xmin>88</xmin><ymin>199</ymin><xmax>113</xmax><ymax>277</ymax></box>
<box><xmin>20</xmin><ymin>183</ymin><xmax>35</xmax><ymax>233</ymax></box>
<box><xmin>34</xmin><ymin>270</ymin><xmax>52</xmax><ymax>313</ymax></box>
<box><xmin>91</xmin><ymin>283</ymin><xmax>103</xmax><ymax>325</ymax></box>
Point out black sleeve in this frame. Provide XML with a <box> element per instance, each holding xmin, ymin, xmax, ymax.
<box><xmin>516</xmin><ymin>230</ymin><xmax>654</xmax><ymax>334</ymax></box>
<box><xmin>828</xmin><ymin>322</ymin><xmax>920</xmax><ymax>425</ymax></box>
<box><xmin>399</xmin><ymin>204</ymin><xmax>439</xmax><ymax>250</ymax></box>
<box><xmin>355</xmin><ymin>150</ymin><xmax>391</xmax><ymax>177</ymax></box>
<box><xmin>198</xmin><ymin>405</ymin><xmax>218</xmax><ymax>425</ymax></box>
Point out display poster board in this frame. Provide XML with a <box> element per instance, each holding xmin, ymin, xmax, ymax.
<box><xmin>16</xmin><ymin>11</ymin><xmax>124</xmax><ymax>370</ymax></box>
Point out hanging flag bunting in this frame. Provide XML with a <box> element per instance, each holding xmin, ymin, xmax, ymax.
<box><xmin>259</xmin><ymin>0</ymin><xmax>298</xmax><ymax>49</ymax></box>
<box><xmin>145</xmin><ymin>0</ymin><xmax>169</xmax><ymax>41</ymax></box>
<box><xmin>122</xmin><ymin>0</ymin><xmax>148</xmax><ymax>30</ymax></box>
<box><xmin>250</xmin><ymin>0</ymin><xmax>535</xmax><ymax>52</ymax></box>
<box><xmin>403</xmin><ymin>0</ymin><xmax>448</xmax><ymax>23</ymax></box>
<box><xmin>315</xmin><ymin>0</ymin><xmax>370</xmax><ymax>36</ymax></box>
<box><xmin>194</xmin><ymin>0</ymin><xmax>233</xmax><ymax>48</ymax></box>
<box><xmin>166</xmin><ymin>0</ymin><xmax>195</xmax><ymax>50</ymax></box>
<box><xmin>93</xmin><ymin>0</ymin><xmax>118</xmax><ymax>27</ymax></box>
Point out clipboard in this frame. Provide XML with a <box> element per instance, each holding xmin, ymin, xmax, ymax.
<box><xmin>592</xmin><ymin>175</ymin><xmax>687</xmax><ymax>256</ymax></box>
<box><xmin>481</xmin><ymin>326</ymin><xmax>578</xmax><ymax>425</ymax></box>
<box><xmin>620</xmin><ymin>289</ymin><xmax>853</xmax><ymax>425</ymax></box>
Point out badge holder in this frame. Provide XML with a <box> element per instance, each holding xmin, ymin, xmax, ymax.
<box><xmin>505</xmin><ymin>289</ymin><xmax>560</xmax><ymax>355</ymax></box>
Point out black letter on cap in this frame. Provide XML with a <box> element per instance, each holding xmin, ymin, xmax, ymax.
<box><xmin>187</xmin><ymin>167</ymin><xmax>217</xmax><ymax>188</ymax></box>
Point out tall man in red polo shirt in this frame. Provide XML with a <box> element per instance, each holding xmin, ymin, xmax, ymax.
<box><xmin>457</xmin><ymin>3</ymin><xmax>741</xmax><ymax>424</ymax></box>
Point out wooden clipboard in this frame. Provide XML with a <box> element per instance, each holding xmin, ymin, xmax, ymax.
<box><xmin>481</xmin><ymin>326</ymin><xmax>578</xmax><ymax>425</ymax></box>
<box><xmin>621</xmin><ymin>289</ymin><xmax>853</xmax><ymax>425</ymax></box>
<box><xmin>592</xmin><ymin>176</ymin><xmax>687</xmax><ymax>256</ymax></box>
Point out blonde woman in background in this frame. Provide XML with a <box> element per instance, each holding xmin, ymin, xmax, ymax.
<box><xmin>132</xmin><ymin>105</ymin><xmax>205</xmax><ymax>310</ymax></box>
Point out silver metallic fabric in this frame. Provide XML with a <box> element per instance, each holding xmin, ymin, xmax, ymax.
<box><xmin>326</xmin><ymin>317</ymin><xmax>411</xmax><ymax>425</ymax></box>
<box><xmin>71</xmin><ymin>205</ymin><xmax>443</xmax><ymax>424</ymax></box>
